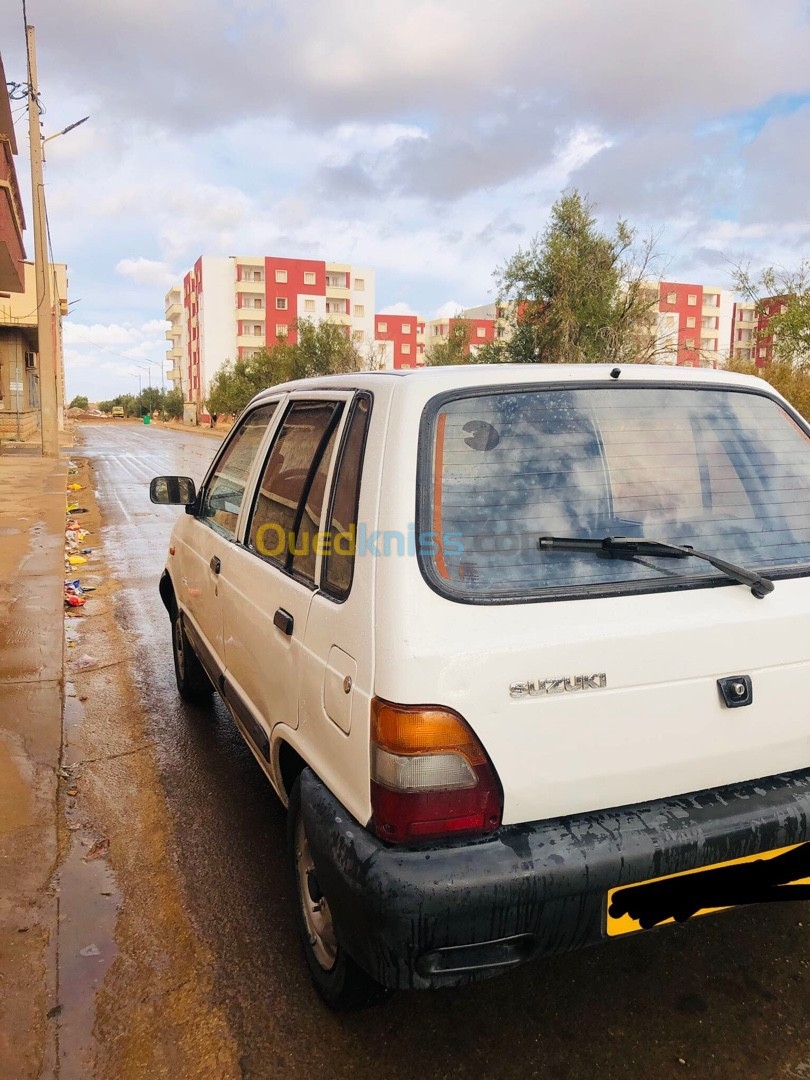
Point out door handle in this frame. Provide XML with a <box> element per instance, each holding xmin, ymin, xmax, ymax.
<box><xmin>210</xmin><ymin>555</ymin><xmax>221</xmax><ymax>574</ymax></box>
<box><xmin>273</xmin><ymin>608</ymin><xmax>294</xmax><ymax>637</ymax></box>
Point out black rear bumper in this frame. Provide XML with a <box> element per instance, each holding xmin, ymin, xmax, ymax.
<box><xmin>300</xmin><ymin>767</ymin><xmax>810</xmax><ymax>990</ymax></box>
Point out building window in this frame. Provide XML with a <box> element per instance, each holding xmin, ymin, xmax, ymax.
<box><xmin>759</xmin><ymin>348</ymin><xmax>767</xmax><ymax>358</ymax></box>
<box><xmin>400</xmin><ymin>363</ymin><xmax>412</xmax><ymax>369</ymax></box>
<box><xmin>687</xmin><ymin>294</ymin><xmax>697</xmax><ymax>306</ymax></box>
<box><xmin>666</xmin><ymin>292</ymin><xmax>677</xmax><ymax>304</ymax></box>
<box><xmin>276</xmin><ymin>324</ymin><xmax>288</xmax><ymax>337</ymax></box>
<box><xmin>378</xmin><ymin>321</ymin><xmax>388</xmax><ymax>333</ymax></box>
<box><xmin>276</xmin><ymin>297</ymin><xmax>288</xmax><ymax>310</ymax></box>
<box><xmin>275</xmin><ymin>269</ymin><xmax>288</xmax><ymax>283</ymax></box>
<box><xmin>354</xmin><ymin>277</ymin><xmax>364</xmax><ymax>291</ymax></box>
<box><xmin>354</xmin><ymin>304</ymin><xmax>365</xmax><ymax>317</ymax></box>
<box><xmin>304</xmin><ymin>271</ymin><xmax>317</xmax><ymax>285</ymax></box>
<box><xmin>352</xmin><ymin>330</ymin><xmax>365</xmax><ymax>342</ymax></box>
<box><xmin>686</xmin><ymin>316</ymin><xmax>696</xmax><ymax>328</ymax></box>
<box><xmin>304</xmin><ymin>298</ymin><xmax>316</xmax><ymax>313</ymax></box>
<box><xmin>252</xmin><ymin>270</ymin><xmax>263</xmax><ymax>282</ymax></box>
<box><xmin>253</xmin><ymin>324</ymin><xmax>263</xmax><ymax>336</ymax></box>
<box><xmin>685</xmin><ymin>338</ymin><xmax>695</xmax><ymax>349</ymax></box>
<box><xmin>476</xmin><ymin>326</ymin><xmax>486</xmax><ymax>338</ymax></box>
<box><xmin>401</xmin><ymin>343</ymin><xmax>412</xmax><ymax>355</ymax></box>
<box><xmin>402</xmin><ymin>323</ymin><xmax>412</xmax><ymax>334</ymax></box>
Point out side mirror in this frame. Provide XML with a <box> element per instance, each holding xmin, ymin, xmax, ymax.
<box><xmin>149</xmin><ymin>476</ymin><xmax>197</xmax><ymax>506</ymax></box>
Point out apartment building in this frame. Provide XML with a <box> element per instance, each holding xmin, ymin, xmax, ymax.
<box><xmin>373</xmin><ymin>313</ymin><xmax>426</xmax><ymax>369</ymax></box>
<box><xmin>166</xmin><ymin>257</ymin><xmax>781</xmax><ymax>417</ymax></box>
<box><xmin>168</xmin><ymin>255</ymin><xmax>376</xmax><ymax>413</ymax></box>
<box><xmin>656</xmin><ymin>282</ymin><xmax>735</xmax><ymax>367</ymax></box>
<box><xmin>730</xmin><ymin>296</ymin><xmax>786</xmax><ymax>366</ymax></box>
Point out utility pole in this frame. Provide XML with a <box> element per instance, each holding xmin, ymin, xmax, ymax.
<box><xmin>26</xmin><ymin>25</ymin><xmax>59</xmax><ymax>457</ymax></box>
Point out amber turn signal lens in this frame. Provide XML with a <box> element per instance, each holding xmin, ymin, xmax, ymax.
<box><xmin>371</xmin><ymin>699</ymin><xmax>486</xmax><ymax>765</ymax></box>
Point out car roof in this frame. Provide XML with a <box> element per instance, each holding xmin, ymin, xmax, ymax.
<box><xmin>251</xmin><ymin>362</ymin><xmax>774</xmax><ymax>404</ymax></box>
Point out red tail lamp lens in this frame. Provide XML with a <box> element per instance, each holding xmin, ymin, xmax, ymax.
<box><xmin>370</xmin><ymin>698</ymin><xmax>502</xmax><ymax>844</ymax></box>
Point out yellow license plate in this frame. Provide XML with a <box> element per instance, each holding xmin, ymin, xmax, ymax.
<box><xmin>606</xmin><ymin>841</ymin><xmax>810</xmax><ymax>937</ymax></box>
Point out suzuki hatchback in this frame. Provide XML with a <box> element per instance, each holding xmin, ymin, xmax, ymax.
<box><xmin>151</xmin><ymin>364</ymin><xmax>810</xmax><ymax>1009</ymax></box>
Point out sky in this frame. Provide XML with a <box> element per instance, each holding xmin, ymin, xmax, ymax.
<box><xmin>2</xmin><ymin>0</ymin><xmax>809</xmax><ymax>401</ymax></box>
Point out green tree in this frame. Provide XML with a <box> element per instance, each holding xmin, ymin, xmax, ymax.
<box><xmin>164</xmin><ymin>388</ymin><xmax>184</xmax><ymax>420</ymax></box>
<box><xmin>97</xmin><ymin>400</ymin><xmax>113</xmax><ymax>414</ymax></box>
<box><xmin>69</xmin><ymin>394</ymin><xmax>89</xmax><ymax>410</ymax></box>
<box><xmin>495</xmin><ymin>190</ymin><xmax>663</xmax><ymax>364</ymax></box>
<box><xmin>732</xmin><ymin>260</ymin><xmax>810</xmax><ymax>370</ymax></box>
<box><xmin>207</xmin><ymin>319</ymin><xmax>373</xmax><ymax>416</ymax></box>
<box><xmin>425</xmin><ymin>319</ymin><xmax>472</xmax><ymax>365</ymax></box>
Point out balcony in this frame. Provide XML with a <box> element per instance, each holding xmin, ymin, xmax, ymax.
<box><xmin>165</xmin><ymin>302</ymin><xmax>182</xmax><ymax>319</ymax></box>
<box><xmin>167</xmin><ymin>367</ymin><xmax>182</xmax><ymax>383</ymax></box>
<box><xmin>325</xmin><ymin>312</ymin><xmax>351</xmax><ymax>327</ymax></box>
<box><xmin>237</xmin><ymin>277</ymin><xmax>265</xmax><ymax>291</ymax></box>
<box><xmin>237</xmin><ymin>333</ymin><xmax>265</xmax><ymax>348</ymax></box>
<box><xmin>325</xmin><ymin>285</ymin><xmax>350</xmax><ymax>301</ymax></box>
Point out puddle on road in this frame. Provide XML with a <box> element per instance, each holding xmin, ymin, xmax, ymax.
<box><xmin>56</xmin><ymin>690</ymin><xmax>122</xmax><ymax>1079</ymax></box>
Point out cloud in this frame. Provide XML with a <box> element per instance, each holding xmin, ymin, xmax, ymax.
<box><xmin>432</xmin><ymin>301</ymin><xmax>465</xmax><ymax>320</ymax></box>
<box><xmin>0</xmin><ymin>0</ymin><xmax>808</xmax><ymax>368</ymax></box>
<box><xmin>63</xmin><ymin>318</ymin><xmax>171</xmax><ymax>399</ymax></box>
<box><xmin>378</xmin><ymin>302</ymin><xmax>419</xmax><ymax>316</ymax></box>
<box><xmin>116</xmin><ymin>258</ymin><xmax>177</xmax><ymax>287</ymax></box>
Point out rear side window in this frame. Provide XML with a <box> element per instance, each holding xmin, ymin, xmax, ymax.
<box><xmin>247</xmin><ymin>400</ymin><xmax>343</xmax><ymax>583</ymax></box>
<box><xmin>419</xmin><ymin>386</ymin><xmax>810</xmax><ymax>601</ymax></box>
<box><xmin>199</xmin><ymin>403</ymin><xmax>277</xmax><ymax>539</ymax></box>
<box><xmin>322</xmin><ymin>394</ymin><xmax>372</xmax><ymax>599</ymax></box>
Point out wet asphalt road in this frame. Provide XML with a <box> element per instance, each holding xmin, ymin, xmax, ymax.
<box><xmin>80</xmin><ymin>422</ymin><xmax>810</xmax><ymax>1080</ymax></box>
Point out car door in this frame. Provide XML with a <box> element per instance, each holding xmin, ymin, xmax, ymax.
<box><xmin>176</xmin><ymin>401</ymin><xmax>279</xmax><ymax>683</ymax></box>
<box><xmin>219</xmin><ymin>393</ymin><xmax>352</xmax><ymax>759</ymax></box>
<box><xmin>296</xmin><ymin>392</ymin><xmax>376</xmax><ymax>807</ymax></box>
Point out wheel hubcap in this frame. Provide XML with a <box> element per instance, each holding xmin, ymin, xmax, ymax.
<box><xmin>295</xmin><ymin>815</ymin><xmax>337</xmax><ymax>971</ymax></box>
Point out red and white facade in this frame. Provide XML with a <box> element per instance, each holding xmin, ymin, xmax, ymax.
<box><xmin>167</xmin><ymin>255</ymin><xmax>375</xmax><ymax>412</ymax></box>
<box><xmin>656</xmin><ymin>282</ymin><xmax>735</xmax><ymax>367</ymax></box>
<box><xmin>730</xmin><ymin>296</ymin><xmax>786</xmax><ymax>367</ymax></box>
<box><xmin>373</xmin><ymin>314</ymin><xmax>426</xmax><ymax>369</ymax></box>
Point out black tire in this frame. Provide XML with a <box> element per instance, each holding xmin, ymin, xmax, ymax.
<box><xmin>287</xmin><ymin>774</ymin><xmax>391</xmax><ymax>1011</ymax></box>
<box><xmin>171</xmin><ymin>607</ymin><xmax>212</xmax><ymax>704</ymax></box>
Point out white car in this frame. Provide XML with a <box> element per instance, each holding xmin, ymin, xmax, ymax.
<box><xmin>151</xmin><ymin>364</ymin><xmax>810</xmax><ymax>1009</ymax></box>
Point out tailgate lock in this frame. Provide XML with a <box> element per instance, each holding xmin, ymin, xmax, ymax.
<box><xmin>717</xmin><ymin>675</ymin><xmax>753</xmax><ymax>709</ymax></box>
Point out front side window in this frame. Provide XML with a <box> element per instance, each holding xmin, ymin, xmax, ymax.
<box><xmin>200</xmin><ymin>404</ymin><xmax>277</xmax><ymax>539</ymax></box>
<box><xmin>420</xmin><ymin>386</ymin><xmax>810</xmax><ymax>601</ymax></box>
<box><xmin>247</xmin><ymin>401</ymin><xmax>343</xmax><ymax>582</ymax></box>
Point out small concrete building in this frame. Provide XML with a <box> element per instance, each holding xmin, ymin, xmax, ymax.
<box><xmin>0</xmin><ymin>53</ymin><xmax>68</xmax><ymax>441</ymax></box>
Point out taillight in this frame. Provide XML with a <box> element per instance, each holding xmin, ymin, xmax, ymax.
<box><xmin>370</xmin><ymin>698</ymin><xmax>503</xmax><ymax>844</ymax></box>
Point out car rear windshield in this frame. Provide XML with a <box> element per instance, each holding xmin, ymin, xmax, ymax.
<box><xmin>419</xmin><ymin>384</ymin><xmax>810</xmax><ymax>601</ymax></box>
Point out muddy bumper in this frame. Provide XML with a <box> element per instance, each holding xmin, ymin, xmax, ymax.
<box><xmin>300</xmin><ymin>767</ymin><xmax>810</xmax><ymax>990</ymax></box>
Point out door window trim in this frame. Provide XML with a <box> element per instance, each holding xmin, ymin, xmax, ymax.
<box><xmin>319</xmin><ymin>391</ymin><xmax>374</xmax><ymax>603</ymax></box>
<box><xmin>240</xmin><ymin>392</ymin><xmax>356</xmax><ymax>589</ymax></box>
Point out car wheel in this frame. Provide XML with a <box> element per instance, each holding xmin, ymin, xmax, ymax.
<box><xmin>287</xmin><ymin>774</ymin><xmax>390</xmax><ymax>1011</ymax></box>
<box><xmin>171</xmin><ymin>607</ymin><xmax>212</xmax><ymax>704</ymax></box>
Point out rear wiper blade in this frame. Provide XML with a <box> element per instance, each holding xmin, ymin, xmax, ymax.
<box><xmin>537</xmin><ymin>535</ymin><xmax>775</xmax><ymax>599</ymax></box>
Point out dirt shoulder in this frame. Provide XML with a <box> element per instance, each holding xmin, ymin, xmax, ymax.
<box><xmin>54</xmin><ymin>444</ymin><xmax>241</xmax><ymax>1077</ymax></box>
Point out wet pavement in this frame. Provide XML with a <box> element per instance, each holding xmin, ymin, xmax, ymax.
<box><xmin>78</xmin><ymin>421</ymin><xmax>810</xmax><ymax>1080</ymax></box>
